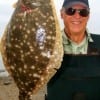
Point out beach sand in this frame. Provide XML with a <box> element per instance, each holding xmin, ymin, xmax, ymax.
<box><xmin>0</xmin><ymin>76</ymin><xmax>46</xmax><ymax>100</ymax></box>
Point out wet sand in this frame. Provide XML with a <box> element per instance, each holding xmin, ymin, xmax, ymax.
<box><xmin>0</xmin><ymin>76</ymin><xmax>46</xmax><ymax>100</ymax></box>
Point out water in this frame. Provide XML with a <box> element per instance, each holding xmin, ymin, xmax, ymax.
<box><xmin>0</xmin><ymin>55</ymin><xmax>9</xmax><ymax>77</ymax></box>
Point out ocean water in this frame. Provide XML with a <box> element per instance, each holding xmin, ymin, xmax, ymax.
<box><xmin>0</xmin><ymin>55</ymin><xmax>9</xmax><ymax>77</ymax></box>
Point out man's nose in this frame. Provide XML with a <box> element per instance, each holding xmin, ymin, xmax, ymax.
<box><xmin>73</xmin><ymin>11</ymin><xmax>81</xmax><ymax>18</ymax></box>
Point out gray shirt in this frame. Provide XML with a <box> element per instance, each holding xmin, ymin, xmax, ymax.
<box><xmin>62</xmin><ymin>30</ymin><xmax>93</xmax><ymax>54</ymax></box>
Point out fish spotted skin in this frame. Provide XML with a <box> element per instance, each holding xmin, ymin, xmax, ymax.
<box><xmin>1</xmin><ymin>0</ymin><xmax>63</xmax><ymax>99</ymax></box>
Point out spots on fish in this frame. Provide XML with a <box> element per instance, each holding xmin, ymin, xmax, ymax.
<box><xmin>26</xmin><ymin>30</ymin><xmax>31</xmax><ymax>34</ymax></box>
<box><xmin>41</xmin><ymin>51</ymin><xmax>51</xmax><ymax>58</ymax></box>
<box><xmin>31</xmin><ymin>65</ymin><xmax>35</xmax><ymax>70</ymax></box>
<box><xmin>12</xmin><ymin>25</ymin><xmax>16</xmax><ymax>30</ymax></box>
<box><xmin>10</xmin><ymin>65</ymin><xmax>15</xmax><ymax>70</ymax></box>
<box><xmin>31</xmin><ymin>28</ymin><xmax>35</xmax><ymax>32</ymax></box>
<box><xmin>39</xmin><ymin>46</ymin><xmax>44</xmax><ymax>50</ymax></box>
<box><xmin>18</xmin><ymin>68</ymin><xmax>22</xmax><ymax>72</ymax></box>
<box><xmin>33</xmin><ymin>73</ymin><xmax>40</xmax><ymax>78</ymax></box>
<box><xmin>0</xmin><ymin>0</ymin><xmax>63</xmax><ymax>99</ymax></box>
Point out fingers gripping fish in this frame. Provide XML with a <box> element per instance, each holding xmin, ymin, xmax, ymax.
<box><xmin>1</xmin><ymin>0</ymin><xmax>63</xmax><ymax>99</ymax></box>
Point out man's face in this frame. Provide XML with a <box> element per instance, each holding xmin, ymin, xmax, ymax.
<box><xmin>61</xmin><ymin>4</ymin><xmax>89</xmax><ymax>34</ymax></box>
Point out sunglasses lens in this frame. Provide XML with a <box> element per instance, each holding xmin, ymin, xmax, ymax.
<box><xmin>65</xmin><ymin>8</ymin><xmax>75</xmax><ymax>15</ymax></box>
<box><xmin>65</xmin><ymin>8</ymin><xmax>89</xmax><ymax>17</ymax></box>
<box><xmin>80</xmin><ymin>9</ymin><xmax>89</xmax><ymax>17</ymax></box>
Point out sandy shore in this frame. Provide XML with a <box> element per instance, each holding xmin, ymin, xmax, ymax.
<box><xmin>0</xmin><ymin>76</ymin><xmax>46</xmax><ymax>100</ymax></box>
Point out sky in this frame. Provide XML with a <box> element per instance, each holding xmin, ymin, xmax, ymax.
<box><xmin>0</xmin><ymin>0</ymin><xmax>100</xmax><ymax>39</ymax></box>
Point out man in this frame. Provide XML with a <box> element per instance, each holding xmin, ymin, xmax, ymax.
<box><xmin>45</xmin><ymin>0</ymin><xmax>100</xmax><ymax>100</ymax></box>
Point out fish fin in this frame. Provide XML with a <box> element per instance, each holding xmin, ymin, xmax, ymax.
<box><xmin>12</xmin><ymin>2</ymin><xmax>18</xmax><ymax>8</ymax></box>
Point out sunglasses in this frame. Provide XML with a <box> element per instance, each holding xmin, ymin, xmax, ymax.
<box><xmin>65</xmin><ymin>7</ymin><xmax>89</xmax><ymax>17</ymax></box>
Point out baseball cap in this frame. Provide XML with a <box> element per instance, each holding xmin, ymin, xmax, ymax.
<box><xmin>62</xmin><ymin>0</ymin><xmax>89</xmax><ymax>8</ymax></box>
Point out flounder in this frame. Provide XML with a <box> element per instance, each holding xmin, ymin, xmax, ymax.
<box><xmin>0</xmin><ymin>0</ymin><xmax>63</xmax><ymax>99</ymax></box>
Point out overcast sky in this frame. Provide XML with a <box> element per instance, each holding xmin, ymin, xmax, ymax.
<box><xmin>0</xmin><ymin>0</ymin><xmax>100</xmax><ymax>39</ymax></box>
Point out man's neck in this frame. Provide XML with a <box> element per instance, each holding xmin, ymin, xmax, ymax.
<box><xmin>64</xmin><ymin>30</ymin><xmax>86</xmax><ymax>44</ymax></box>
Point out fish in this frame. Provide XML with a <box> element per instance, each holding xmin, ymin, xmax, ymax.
<box><xmin>0</xmin><ymin>0</ymin><xmax>63</xmax><ymax>99</ymax></box>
